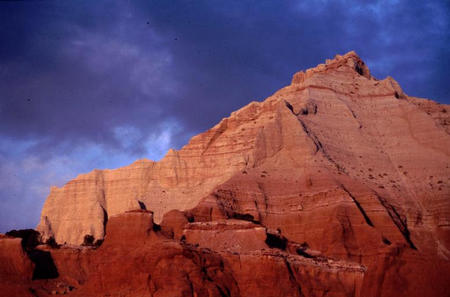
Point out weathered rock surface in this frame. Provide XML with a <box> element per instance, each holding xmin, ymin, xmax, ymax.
<box><xmin>1</xmin><ymin>51</ymin><xmax>445</xmax><ymax>296</ymax></box>
<box><xmin>183</xmin><ymin>219</ymin><xmax>268</xmax><ymax>252</ymax></box>
<box><xmin>0</xmin><ymin>235</ymin><xmax>35</xmax><ymax>296</ymax></box>
<box><xmin>9</xmin><ymin>211</ymin><xmax>366</xmax><ymax>297</ymax></box>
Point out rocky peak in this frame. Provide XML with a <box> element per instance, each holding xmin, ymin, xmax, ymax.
<box><xmin>0</xmin><ymin>51</ymin><xmax>446</xmax><ymax>297</ymax></box>
<box><xmin>36</xmin><ymin>51</ymin><xmax>449</xmax><ymax>259</ymax></box>
<box><xmin>291</xmin><ymin>51</ymin><xmax>372</xmax><ymax>84</ymax></box>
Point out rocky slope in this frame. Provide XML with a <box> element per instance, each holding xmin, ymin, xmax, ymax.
<box><xmin>1</xmin><ymin>51</ymin><xmax>448</xmax><ymax>296</ymax></box>
<box><xmin>37</xmin><ymin>51</ymin><xmax>450</xmax><ymax>248</ymax></box>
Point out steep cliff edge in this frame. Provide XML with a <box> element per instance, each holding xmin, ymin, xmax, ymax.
<box><xmin>26</xmin><ymin>51</ymin><xmax>450</xmax><ymax>296</ymax></box>
<box><xmin>38</xmin><ymin>51</ymin><xmax>449</xmax><ymax>250</ymax></box>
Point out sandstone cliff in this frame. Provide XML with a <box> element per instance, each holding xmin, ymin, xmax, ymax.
<box><xmin>38</xmin><ymin>51</ymin><xmax>450</xmax><ymax>249</ymax></box>
<box><xmin>20</xmin><ymin>51</ymin><xmax>450</xmax><ymax>296</ymax></box>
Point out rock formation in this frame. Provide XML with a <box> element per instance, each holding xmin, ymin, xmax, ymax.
<box><xmin>1</xmin><ymin>51</ymin><xmax>448</xmax><ymax>296</ymax></box>
<box><xmin>0</xmin><ymin>235</ymin><xmax>35</xmax><ymax>296</ymax></box>
<box><xmin>38</xmin><ymin>51</ymin><xmax>450</xmax><ymax>248</ymax></box>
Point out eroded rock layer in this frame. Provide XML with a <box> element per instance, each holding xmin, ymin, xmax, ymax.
<box><xmin>19</xmin><ymin>51</ymin><xmax>450</xmax><ymax>296</ymax></box>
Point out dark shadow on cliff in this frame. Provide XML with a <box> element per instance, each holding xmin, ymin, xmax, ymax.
<box><xmin>27</xmin><ymin>249</ymin><xmax>59</xmax><ymax>280</ymax></box>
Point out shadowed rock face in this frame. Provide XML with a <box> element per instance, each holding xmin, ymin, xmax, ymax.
<box><xmin>0</xmin><ymin>235</ymin><xmax>35</xmax><ymax>296</ymax></box>
<box><xmin>3</xmin><ymin>51</ymin><xmax>447</xmax><ymax>296</ymax></box>
<box><xmin>26</xmin><ymin>211</ymin><xmax>368</xmax><ymax>297</ymax></box>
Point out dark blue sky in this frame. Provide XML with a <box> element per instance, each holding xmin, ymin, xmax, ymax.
<box><xmin>0</xmin><ymin>0</ymin><xmax>448</xmax><ymax>232</ymax></box>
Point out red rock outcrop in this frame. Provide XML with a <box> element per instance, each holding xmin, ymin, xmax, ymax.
<box><xmin>183</xmin><ymin>219</ymin><xmax>268</xmax><ymax>252</ymax></box>
<box><xmin>21</xmin><ymin>210</ymin><xmax>366</xmax><ymax>297</ymax></box>
<box><xmin>2</xmin><ymin>51</ymin><xmax>445</xmax><ymax>296</ymax></box>
<box><xmin>0</xmin><ymin>235</ymin><xmax>35</xmax><ymax>297</ymax></box>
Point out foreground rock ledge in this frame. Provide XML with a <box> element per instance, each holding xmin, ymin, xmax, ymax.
<box><xmin>2</xmin><ymin>211</ymin><xmax>369</xmax><ymax>297</ymax></box>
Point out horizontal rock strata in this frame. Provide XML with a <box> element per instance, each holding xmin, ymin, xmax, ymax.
<box><xmin>18</xmin><ymin>51</ymin><xmax>450</xmax><ymax>296</ymax></box>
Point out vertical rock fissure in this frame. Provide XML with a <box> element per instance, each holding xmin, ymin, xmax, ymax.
<box><xmin>338</xmin><ymin>214</ymin><xmax>356</xmax><ymax>258</ymax></box>
<box><xmin>283</xmin><ymin>257</ymin><xmax>304</xmax><ymax>297</ymax></box>
<box><xmin>373</xmin><ymin>193</ymin><xmax>417</xmax><ymax>250</ymax></box>
<box><xmin>294</xmin><ymin>114</ymin><xmax>347</xmax><ymax>174</ymax></box>
<box><xmin>334</xmin><ymin>95</ymin><xmax>363</xmax><ymax>129</ymax></box>
<box><xmin>101</xmin><ymin>206</ymin><xmax>108</xmax><ymax>234</ymax></box>
<box><xmin>341</xmin><ymin>185</ymin><xmax>374</xmax><ymax>227</ymax></box>
<box><xmin>146</xmin><ymin>274</ymin><xmax>156</xmax><ymax>296</ymax></box>
<box><xmin>201</xmin><ymin>119</ymin><xmax>228</xmax><ymax>155</ymax></box>
<box><xmin>284</xmin><ymin>100</ymin><xmax>297</xmax><ymax>115</ymax></box>
<box><xmin>216</xmin><ymin>285</ymin><xmax>229</xmax><ymax>297</ymax></box>
<box><xmin>286</xmin><ymin>102</ymin><xmax>345</xmax><ymax>173</ymax></box>
<box><xmin>138</xmin><ymin>200</ymin><xmax>147</xmax><ymax>210</ymax></box>
<box><xmin>284</xmin><ymin>101</ymin><xmax>319</xmax><ymax>152</ymax></box>
<box><xmin>257</xmin><ymin>182</ymin><xmax>269</xmax><ymax>212</ymax></box>
<box><xmin>184</xmin><ymin>272</ymin><xmax>194</xmax><ymax>297</ymax></box>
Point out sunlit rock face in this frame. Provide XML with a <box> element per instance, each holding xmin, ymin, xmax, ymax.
<box><xmin>27</xmin><ymin>51</ymin><xmax>450</xmax><ymax>297</ymax></box>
